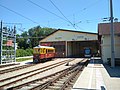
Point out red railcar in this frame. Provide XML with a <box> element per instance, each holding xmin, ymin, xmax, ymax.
<box><xmin>33</xmin><ymin>45</ymin><xmax>55</xmax><ymax>63</ymax></box>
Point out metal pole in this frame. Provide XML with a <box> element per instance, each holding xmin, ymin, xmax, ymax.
<box><xmin>0</xmin><ymin>21</ymin><xmax>3</xmax><ymax>64</ymax></box>
<box><xmin>110</xmin><ymin>0</ymin><xmax>115</xmax><ymax>67</ymax></box>
<box><xmin>65</xmin><ymin>41</ymin><xmax>67</xmax><ymax>57</ymax></box>
<box><xmin>14</xmin><ymin>26</ymin><xmax>16</xmax><ymax>62</ymax></box>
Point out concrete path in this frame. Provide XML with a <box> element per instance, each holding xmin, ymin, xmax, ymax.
<box><xmin>72</xmin><ymin>58</ymin><xmax>120</xmax><ymax>90</ymax></box>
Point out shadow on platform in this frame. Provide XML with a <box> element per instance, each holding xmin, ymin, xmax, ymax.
<box><xmin>104</xmin><ymin>64</ymin><xmax>120</xmax><ymax>78</ymax></box>
<box><xmin>72</xmin><ymin>86</ymin><xmax>106</xmax><ymax>90</ymax></box>
<box><xmin>25</xmin><ymin>61</ymin><xmax>33</xmax><ymax>64</ymax></box>
<box><xmin>90</xmin><ymin>57</ymin><xmax>120</xmax><ymax>78</ymax></box>
<box><xmin>89</xmin><ymin>58</ymin><xmax>103</xmax><ymax>64</ymax></box>
<box><xmin>72</xmin><ymin>88</ymin><xmax>97</xmax><ymax>90</ymax></box>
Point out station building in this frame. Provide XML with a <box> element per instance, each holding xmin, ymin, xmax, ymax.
<box><xmin>40</xmin><ymin>29</ymin><xmax>98</xmax><ymax>58</ymax></box>
<box><xmin>98</xmin><ymin>22</ymin><xmax>120</xmax><ymax>64</ymax></box>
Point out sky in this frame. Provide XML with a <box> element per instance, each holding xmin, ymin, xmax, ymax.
<box><xmin>0</xmin><ymin>0</ymin><xmax>120</xmax><ymax>34</ymax></box>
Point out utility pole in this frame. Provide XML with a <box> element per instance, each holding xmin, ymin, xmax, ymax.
<box><xmin>14</xmin><ymin>26</ymin><xmax>16</xmax><ymax>63</ymax></box>
<box><xmin>0</xmin><ymin>21</ymin><xmax>3</xmax><ymax>64</ymax></box>
<box><xmin>110</xmin><ymin>0</ymin><xmax>115</xmax><ymax>67</ymax></box>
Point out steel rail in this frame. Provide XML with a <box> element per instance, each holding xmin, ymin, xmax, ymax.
<box><xmin>8</xmin><ymin>66</ymin><xmax>72</xmax><ymax>90</ymax></box>
<box><xmin>0</xmin><ymin>64</ymin><xmax>35</xmax><ymax>74</ymax></box>
<box><xmin>28</xmin><ymin>59</ymin><xmax>88</xmax><ymax>90</ymax></box>
<box><xmin>0</xmin><ymin>63</ymin><xmax>20</xmax><ymax>68</ymax></box>
<box><xmin>0</xmin><ymin>59</ymin><xmax>75</xmax><ymax>89</ymax></box>
<box><xmin>29</xmin><ymin>65</ymin><xmax>79</xmax><ymax>90</ymax></box>
<box><xmin>33</xmin><ymin>66</ymin><xmax>81</xmax><ymax>90</ymax></box>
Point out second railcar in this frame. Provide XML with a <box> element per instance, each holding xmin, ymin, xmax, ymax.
<box><xmin>84</xmin><ymin>47</ymin><xmax>91</xmax><ymax>57</ymax></box>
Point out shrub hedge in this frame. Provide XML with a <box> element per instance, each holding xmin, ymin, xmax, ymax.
<box><xmin>16</xmin><ymin>48</ymin><xmax>33</xmax><ymax>57</ymax></box>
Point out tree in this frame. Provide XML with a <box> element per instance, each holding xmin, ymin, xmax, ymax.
<box><xmin>17</xmin><ymin>26</ymin><xmax>56</xmax><ymax>49</ymax></box>
<box><xmin>28</xmin><ymin>26</ymin><xmax>56</xmax><ymax>48</ymax></box>
<box><xmin>17</xmin><ymin>31</ymin><xmax>30</xmax><ymax>49</ymax></box>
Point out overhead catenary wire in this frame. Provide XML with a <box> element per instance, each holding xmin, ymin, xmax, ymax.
<box><xmin>16</xmin><ymin>36</ymin><xmax>44</xmax><ymax>39</ymax></box>
<box><xmin>49</xmin><ymin>0</ymin><xmax>76</xmax><ymax>29</ymax></box>
<box><xmin>75</xmin><ymin>17</ymin><xmax>111</xmax><ymax>25</ymax></box>
<box><xmin>0</xmin><ymin>4</ymin><xmax>38</xmax><ymax>24</ymax></box>
<box><xmin>27</xmin><ymin>0</ymin><xmax>102</xmax><ymax>30</ymax></box>
<box><xmin>1</xmin><ymin>0</ymin><xmax>109</xmax><ymax>33</ymax></box>
<box><xmin>66</xmin><ymin>0</ymin><xmax>102</xmax><ymax>28</ymax></box>
<box><xmin>48</xmin><ymin>0</ymin><xmax>103</xmax><ymax>30</ymax></box>
<box><xmin>81</xmin><ymin>0</ymin><xmax>100</xmax><ymax>11</ymax></box>
<box><xmin>27</xmin><ymin>0</ymin><xmax>77</xmax><ymax>29</ymax></box>
<box><xmin>27</xmin><ymin>0</ymin><xmax>69</xmax><ymax>23</ymax></box>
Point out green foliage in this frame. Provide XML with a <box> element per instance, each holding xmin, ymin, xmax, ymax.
<box><xmin>17</xmin><ymin>26</ymin><xmax>56</xmax><ymax>49</ymax></box>
<box><xmin>28</xmin><ymin>26</ymin><xmax>56</xmax><ymax>48</ymax></box>
<box><xmin>16</xmin><ymin>48</ymin><xmax>33</xmax><ymax>57</ymax></box>
<box><xmin>16</xmin><ymin>58</ymin><xmax>32</xmax><ymax>62</ymax></box>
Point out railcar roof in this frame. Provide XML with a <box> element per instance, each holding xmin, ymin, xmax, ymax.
<box><xmin>33</xmin><ymin>45</ymin><xmax>54</xmax><ymax>49</ymax></box>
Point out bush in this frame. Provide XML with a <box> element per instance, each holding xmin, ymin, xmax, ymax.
<box><xmin>16</xmin><ymin>58</ymin><xmax>32</xmax><ymax>62</ymax></box>
<box><xmin>16</xmin><ymin>48</ymin><xmax>33</xmax><ymax>57</ymax></box>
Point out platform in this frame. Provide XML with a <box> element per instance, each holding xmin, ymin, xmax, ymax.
<box><xmin>72</xmin><ymin>58</ymin><xmax>120</xmax><ymax>90</ymax></box>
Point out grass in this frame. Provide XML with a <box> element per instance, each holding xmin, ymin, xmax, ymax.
<box><xmin>16</xmin><ymin>58</ymin><xmax>33</xmax><ymax>62</ymax></box>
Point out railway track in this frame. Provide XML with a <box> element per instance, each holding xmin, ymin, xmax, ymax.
<box><xmin>40</xmin><ymin>59</ymin><xmax>88</xmax><ymax>90</ymax></box>
<box><xmin>0</xmin><ymin>63</ymin><xmax>20</xmax><ymax>68</ymax></box>
<box><xmin>0</xmin><ymin>58</ymin><xmax>58</xmax><ymax>74</ymax></box>
<box><xmin>6</xmin><ymin>58</ymin><xmax>89</xmax><ymax>90</ymax></box>
<box><xmin>0</xmin><ymin>58</ymin><xmax>76</xmax><ymax>89</ymax></box>
<box><xmin>0</xmin><ymin>64</ymin><xmax>35</xmax><ymax>74</ymax></box>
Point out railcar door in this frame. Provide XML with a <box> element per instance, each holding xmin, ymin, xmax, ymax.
<box><xmin>33</xmin><ymin>48</ymin><xmax>40</xmax><ymax>63</ymax></box>
<box><xmin>40</xmin><ymin>48</ymin><xmax>46</xmax><ymax>59</ymax></box>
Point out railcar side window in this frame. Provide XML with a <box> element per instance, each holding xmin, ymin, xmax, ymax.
<box><xmin>38</xmin><ymin>49</ymin><xmax>40</xmax><ymax>53</ymax></box>
<box><xmin>40</xmin><ymin>48</ymin><xmax>43</xmax><ymax>54</ymax></box>
<box><xmin>48</xmin><ymin>49</ymin><xmax>54</xmax><ymax>53</ymax></box>
<box><xmin>46</xmin><ymin>49</ymin><xmax>48</xmax><ymax>53</ymax></box>
<box><xmin>43</xmin><ymin>48</ymin><xmax>46</xmax><ymax>54</ymax></box>
<box><xmin>40</xmin><ymin>48</ymin><xmax>46</xmax><ymax>54</ymax></box>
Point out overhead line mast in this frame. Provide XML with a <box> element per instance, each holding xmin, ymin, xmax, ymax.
<box><xmin>110</xmin><ymin>0</ymin><xmax>115</xmax><ymax>67</ymax></box>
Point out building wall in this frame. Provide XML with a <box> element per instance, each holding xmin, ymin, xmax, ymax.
<box><xmin>40</xmin><ymin>30</ymin><xmax>97</xmax><ymax>42</ymax></box>
<box><xmin>40</xmin><ymin>30</ymin><xmax>98</xmax><ymax>58</ymax></box>
<box><xmin>101</xmin><ymin>35</ymin><xmax>120</xmax><ymax>63</ymax></box>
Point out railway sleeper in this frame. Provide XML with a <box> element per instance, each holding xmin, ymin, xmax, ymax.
<box><xmin>45</xmin><ymin>75</ymin><xmax>74</xmax><ymax>89</ymax></box>
<box><xmin>35</xmin><ymin>81</ymin><xmax>44</xmax><ymax>84</ymax></box>
<box><xmin>42</xmin><ymin>77</ymin><xmax>55</xmax><ymax>82</ymax></box>
<box><xmin>6</xmin><ymin>68</ymin><xmax>70</xmax><ymax>90</ymax></box>
<box><xmin>59</xmin><ymin>78</ymin><xmax>68</xmax><ymax>82</ymax></box>
<box><xmin>0</xmin><ymin>64</ymin><xmax>34</xmax><ymax>74</ymax></box>
<box><xmin>58</xmin><ymin>72</ymin><xmax>82</xmax><ymax>89</ymax></box>
<box><xmin>59</xmin><ymin>75</ymin><xmax>70</xmax><ymax>79</ymax></box>
<box><xmin>68</xmin><ymin>81</ymin><xmax>75</xmax><ymax>86</ymax></box>
<box><xmin>53</xmin><ymin>83</ymin><xmax>64</xmax><ymax>86</ymax></box>
<box><xmin>10</xmin><ymin>60</ymin><xmax>85</xmax><ymax>90</ymax></box>
<box><xmin>56</xmin><ymin>81</ymin><xmax>65</xmax><ymax>84</ymax></box>
<box><xmin>18</xmin><ymin>86</ymin><xmax>33</xmax><ymax>90</ymax></box>
<box><xmin>42</xmin><ymin>73</ymin><xmax>78</xmax><ymax>89</ymax></box>
<box><xmin>0</xmin><ymin>63</ymin><xmax>67</xmax><ymax>88</ymax></box>
<box><xmin>65</xmin><ymin>87</ymin><xmax>72</xmax><ymax>90</ymax></box>
<box><xmin>43</xmin><ymin>61</ymin><xmax>86</xmax><ymax>90</ymax></box>
<box><xmin>17</xmin><ymin>82</ymin><xmax>44</xmax><ymax>90</ymax></box>
<box><xmin>0</xmin><ymin>60</ymin><xmax>68</xmax><ymax>84</ymax></box>
<box><xmin>29</xmin><ymin>83</ymin><xmax>40</xmax><ymax>86</ymax></box>
<box><xmin>48</xmin><ymin>85</ymin><xmax>61</xmax><ymax>90</ymax></box>
<box><xmin>46</xmin><ymin>76</ymin><xmax>58</xmax><ymax>80</ymax></box>
<box><xmin>16</xmin><ymin>74</ymin><xmax>69</xmax><ymax>90</ymax></box>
